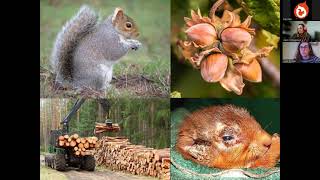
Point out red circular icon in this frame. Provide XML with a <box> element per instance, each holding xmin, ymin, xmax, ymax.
<box><xmin>294</xmin><ymin>1</ymin><xmax>309</xmax><ymax>19</ymax></box>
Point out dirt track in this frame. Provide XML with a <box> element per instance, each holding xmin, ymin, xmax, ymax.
<box><xmin>63</xmin><ymin>169</ymin><xmax>156</xmax><ymax>180</ymax></box>
<box><xmin>40</xmin><ymin>155</ymin><xmax>156</xmax><ymax>180</ymax></box>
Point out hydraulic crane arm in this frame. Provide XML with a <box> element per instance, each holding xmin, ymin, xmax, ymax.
<box><xmin>59</xmin><ymin>98</ymin><xmax>112</xmax><ymax>134</ymax></box>
<box><xmin>61</xmin><ymin>98</ymin><xmax>86</xmax><ymax>133</ymax></box>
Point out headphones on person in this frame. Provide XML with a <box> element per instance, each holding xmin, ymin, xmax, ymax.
<box><xmin>298</xmin><ymin>24</ymin><xmax>307</xmax><ymax>32</ymax></box>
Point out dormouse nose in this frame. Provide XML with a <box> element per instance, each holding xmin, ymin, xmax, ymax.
<box><xmin>257</xmin><ymin>131</ymin><xmax>272</xmax><ymax>148</ymax></box>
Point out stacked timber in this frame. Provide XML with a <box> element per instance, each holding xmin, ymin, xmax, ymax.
<box><xmin>94</xmin><ymin>122</ymin><xmax>121</xmax><ymax>134</ymax></box>
<box><xmin>94</xmin><ymin>136</ymin><xmax>170</xmax><ymax>179</ymax></box>
<box><xmin>57</xmin><ymin>134</ymin><xmax>98</xmax><ymax>156</ymax></box>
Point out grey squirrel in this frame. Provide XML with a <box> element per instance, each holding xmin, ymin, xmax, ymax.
<box><xmin>51</xmin><ymin>5</ymin><xmax>142</xmax><ymax>91</ymax></box>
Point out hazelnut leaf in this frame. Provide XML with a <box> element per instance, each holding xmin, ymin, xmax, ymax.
<box><xmin>233</xmin><ymin>0</ymin><xmax>280</xmax><ymax>35</ymax></box>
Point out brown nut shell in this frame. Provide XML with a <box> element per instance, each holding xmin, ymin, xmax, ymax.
<box><xmin>234</xmin><ymin>59</ymin><xmax>262</xmax><ymax>82</ymax></box>
<box><xmin>200</xmin><ymin>54</ymin><xmax>228</xmax><ymax>82</ymax></box>
<box><xmin>186</xmin><ymin>23</ymin><xmax>217</xmax><ymax>47</ymax></box>
<box><xmin>221</xmin><ymin>28</ymin><xmax>252</xmax><ymax>53</ymax></box>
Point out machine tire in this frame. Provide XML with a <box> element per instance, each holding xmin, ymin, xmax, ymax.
<box><xmin>81</xmin><ymin>155</ymin><xmax>95</xmax><ymax>171</ymax></box>
<box><xmin>44</xmin><ymin>155</ymin><xmax>50</xmax><ymax>167</ymax></box>
<box><xmin>44</xmin><ymin>154</ymin><xmax>54</xmax><ymax>168</ymax></box>
<box><xmin>54</xmin><ymin>154</ymin><xmax>66</xmax><ymax>171</ymax></box>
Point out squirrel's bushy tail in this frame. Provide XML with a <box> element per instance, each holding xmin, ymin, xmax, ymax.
<box><xmin>51</xmin><ymin>5</ymin><xmax>98</xmax><ymax>81</ymax></box>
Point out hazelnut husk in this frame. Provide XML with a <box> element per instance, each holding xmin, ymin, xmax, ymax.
<box><xmin>219</xmin><ymin>63</ymin><xmax>245</xmax><ymax>95</ymax></box>
<box><xmin>178</xmin><ymin>0</ymin><xmax>274</xmax><ymax>95</ymax></box>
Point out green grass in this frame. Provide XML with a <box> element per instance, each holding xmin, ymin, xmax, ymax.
<box><xmin>40</xmin><ymin>165</ymin><xmax>68</xmax><ymax>180</ymax></box>
<box><xmin>40</xmin><ymin>0</ymin><xmax>170</xmax><ymax>97</ymax></box>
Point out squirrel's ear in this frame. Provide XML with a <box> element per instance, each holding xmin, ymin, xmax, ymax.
<box><xmin>112</xmin><ymin>7</ymin><xmax>124</xmax><ymax>24</ymax></box>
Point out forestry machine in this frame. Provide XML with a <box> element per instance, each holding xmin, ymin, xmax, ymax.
<box><xmin>44</xmin><ymin>98</ymin><xmax>112</xmax><ymax>171</ymax></box>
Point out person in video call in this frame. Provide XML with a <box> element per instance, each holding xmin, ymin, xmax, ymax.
<box><xmin>291</xmin><ymin>24</ymin><xmax>311</xmax><ymax>42</ymax></box>
<box><xmin>294</xmin><ymin>42</ymin><xmax>320</xmax><ymax>63</ymax></box>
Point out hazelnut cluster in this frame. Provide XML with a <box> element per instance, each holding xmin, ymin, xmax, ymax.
<box><xmin>178</xmin><ymin>0</ymin><xmax>273</xmax><ymax>95</ymax></box>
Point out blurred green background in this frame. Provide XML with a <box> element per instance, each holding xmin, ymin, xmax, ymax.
<box><xmin>40</xmin><ymin>0</ymin><xmax>170</xmax><ymax>97</ymax></box>
<box><xmin>171</xmin><ymin>0</ymin><xmax>280</xmax><ymax>98</ymax></box>
<box><xmin>170</xmin><ymin>98</ymin><xmax>280</xmax><ymax>180</ymax></box>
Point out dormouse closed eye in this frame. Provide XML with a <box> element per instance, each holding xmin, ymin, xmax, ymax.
<box><xmin>126</xmin><ymin>22</ymin><xmax>132</xmax><ymax>28</ymax></box>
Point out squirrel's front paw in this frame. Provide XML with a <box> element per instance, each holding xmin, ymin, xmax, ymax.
<box><xmin>128</xmin><ymin>39</ymin><xmax>142</xmax><ymax>51</ymax></box>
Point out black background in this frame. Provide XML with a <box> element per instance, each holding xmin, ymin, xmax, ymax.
<box><xmin>290</xmin><ymin>0</ymin><xmax>312</xmax><ymax>20</ymax></box>
<box><xmin>282</xmin><ymin>0</ymin><xmax>291</xmax><ymax>19</ymax></box>
<box><xmin>1</xmin><ymin>0</ymin><xmax>319</xmax><ymax>179</ymax></box>
<box><xmin>313</xmin><ymin>0</ymin><xmax>320</xmax><ymax>20</ymax></box>
<box><xmin>1</xmin><ymin>0</ymin><xmax>38</xmax><ymax>179</ymax></box>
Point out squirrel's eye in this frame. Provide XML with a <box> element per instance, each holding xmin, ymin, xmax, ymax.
<box><xmin>222</xmin><ymin>135</ymin><xmax>234</xmax><ymax>141</ymax></box>
<box><xmin>126</xmin><ymin>22</ymin><xmax>132</xmax><ymax>28</ymax></box>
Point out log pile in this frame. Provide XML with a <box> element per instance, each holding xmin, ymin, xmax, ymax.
<box><xmin>94</xmin><ymin>122</ymin><xmax>121</xmax><ymax>134</ymax></box>
<box><xmin>57</xmin><ymin>134</ymin><xmax>99</xmax><ymax>156</ymax></box>
<box><xmin>94</xmin><ymin>136</ymin><xmax>170</xmax><ymax>179</ymax></box>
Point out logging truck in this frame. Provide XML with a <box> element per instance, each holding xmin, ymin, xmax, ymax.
<box><xmin>44</xmin><ymin>98</ymin><xmax>115</xmax><ymax>171</ymax></box>
<box><xmin>44</xmin><ymin>98</ymin><xmax>95</xmax><ymax>171</ymax></box>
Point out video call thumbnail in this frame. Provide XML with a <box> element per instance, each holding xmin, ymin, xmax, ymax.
<box><xmin>282</xmin><ymin>21</ymin><xmax>320</xmax><ymax>42</ymax></box>
<box><xmin>283</xmin><ymin>0</ymin><xmax>320</xmax><ymax>21</ymax></box>
<box><xmin>283</xmin><ymin>42</ymin><xmax>320</xmax><ymax>63</ymax></box>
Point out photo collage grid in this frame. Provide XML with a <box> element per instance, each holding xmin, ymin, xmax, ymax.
<box><xmin>39</xmin><ymin>0</ymin><xmax>311</xmax><ymax>179</ymax></box>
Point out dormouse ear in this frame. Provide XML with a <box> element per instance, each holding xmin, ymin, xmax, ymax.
<box><xmin>112</xmin><ymin>7</ymin><xmax>124</xmax><ymax>25</ymax></box>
